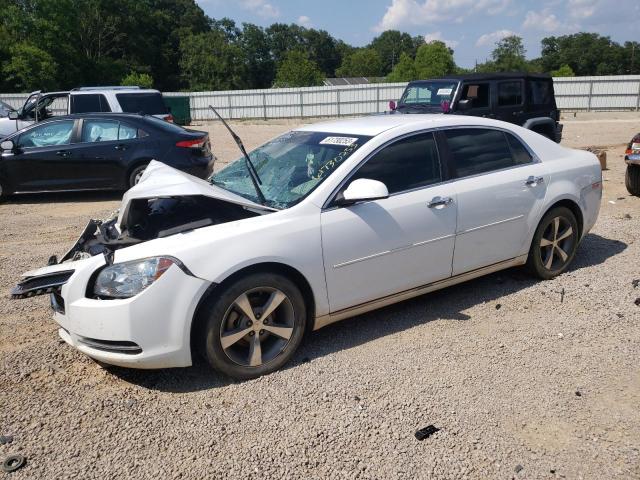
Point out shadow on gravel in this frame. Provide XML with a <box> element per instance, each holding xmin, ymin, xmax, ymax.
<box><xmin>105</xmin><ymin>233</ymin><xmax>626</xmax><ymax>393</ymax></box>
<box><xmin>3</xmin><ymin>191</ymin><xmax>123</xmax><ymax>205</ymax></box>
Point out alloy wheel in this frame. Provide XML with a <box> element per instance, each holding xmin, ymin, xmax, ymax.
<box><xmin>219</xmin><ymin>287</ymin><xmax>295</xmax><ymax>367</ymax></box>
<box><xmin>133</xmin><ymin>169</ymin><xmax>145</xmax><ymax>185</ymax></box>
<box><xmin>539</xmin><ymin>216</ymin><xmax>575</xmax><ymax>271</ymax></box>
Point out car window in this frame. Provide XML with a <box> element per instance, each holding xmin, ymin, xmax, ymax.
<box><xmin>71</xmin><ymin>94</ymin><xmax>111</xmax><ymax>113</ymax></box>
<box><xmin>18</xmin><ymin>121</ymin><xmax>74</xmax><ymax>148</ymax></box>
<box><xmin>81</xmin><ymin>120</ymin><xmax>119</xmax><ymax>143</ymax></box>
<box><xmin>444</xmin><ymin>128</ymin><xmax>516</xmax><ymax>178</ymax></box>
<box><xmin>506</xmin><ymin>132</ymin><xmax>533</xmax><ymax>165</ymax></box>
<box><xmin>348</xmin><ymin>132</ymin><xmax>441</xmax><ymax>194</ymax></box>
<box><xmin>529</xmin><ymin>80</ymin><xmax>552</xmax><ymax>105</ymax></box>
<box><xmin>497</xmin><ymin>81</ymin><xmax>523</xmax><ymax>106</ymax></box>
<box><xmin>116</xmin><ymin>93</ymin><xmax>167</xmax><ymax>115</ymax></box>
<box><xmin>119</xmin><ymin>123</ymin><xmax>138</xmax><ymax>140</ymax></box>
<box><xmin>460</xmin><ymin>83</ymin><xmax>489</xmax><ymax>109</ymax></box>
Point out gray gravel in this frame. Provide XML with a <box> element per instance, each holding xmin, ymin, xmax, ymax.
<box><xmin>1</xmin><ymin>116</ymin><xmax>639</xmax><ymax>479</ymax></box>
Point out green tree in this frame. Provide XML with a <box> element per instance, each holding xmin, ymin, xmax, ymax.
<box><xmin>303</xmin><ymin>29</ymin><xmax>341</xmax><ymax>77</ymax></box>
<box><xmin>336</xmin><ymin>48</ymin><xmax>383</xmax><ymax>77</ymax></box>
<box><xmin>241</xmin><ymin>23</ymin><xmax>276</xmax><ymax>88</ymax></box>
<box><xmin>491</xmin><ymin>35</ymin><xmax>527</xmax><ymax>71</ymax></box>
<box><xmin>386</xmin><ymin>52</ymin><xmax>417</xmax><ymax>82</ymax></box>
<box><xmin>3</xmin><ymin>42</ymin><xmax>58</xmax><ymax>91</ymax></box>
<box><xmin>414</xmin><ymin>41</ymin><xmax>456</xmax><ymax>78</ymax></box>
<box><xmin>550</xmin><ymin>64</ymin><xmax>575</xmax><ymax>77</ymax></box>
<box><xmin>273</xmin><ymin>50</ymin><xmax>324</xmax><ymax>87</ymax></box>
<box><xmin>121</xmin><ymin>71</ymin><xmax>154</xmax><ymax>88</ymax></box>
<box><xmin>540</xmin><ymin>33</ymin><xmax>625</xmax><ymax>76</ymax></box>
<box><xmin>369</xmin><ymin>30</ymin><xmax>417</xmax><ymax>75</ymax></box>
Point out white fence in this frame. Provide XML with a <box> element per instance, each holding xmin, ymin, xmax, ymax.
<box><xmin>2</xmin><ymin>75</ymin><xmax>640</xmax><ymax>121</ymax></box>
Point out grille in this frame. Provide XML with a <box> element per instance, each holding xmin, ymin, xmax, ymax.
<box><xmin>76</xmin><ymin>336</ymin><xmax>143</xmax><ymax>355</ymax></box>
<box><xmin>11</xmin><ymin>270</ymin><xmax>74</xmax><ymax>299</ymax></box>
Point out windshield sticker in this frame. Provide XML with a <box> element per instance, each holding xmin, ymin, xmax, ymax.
<box><xmin>436</xmin><ymin>88</ymin><xmax>453</xmax><ymax>96</ymax></box>
<box><xmin>319</xmin><ymin>136</ymin><xmax>358</xmax><ymax>146</ymax></box>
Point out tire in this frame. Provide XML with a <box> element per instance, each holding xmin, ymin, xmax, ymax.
<box><xmin>526</xmin><ymin>207</ymin><xmax>579</xmax><ymax>280</ymax></box>
<box><xmin>199</xmin><ymin>272</ymin><xmax>307</xmax><ymax>380</ymax></box>
<box><xmin>626</xmin><ymin>165</ymin><xmax>640</xmax><ymax>196</ymax></box>
<box><xmin>128</xmin><ymin>164</ymin><xmax>148</xmax><ymax>189</ymax></box>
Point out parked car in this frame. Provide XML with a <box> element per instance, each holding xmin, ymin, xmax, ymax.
<box><xmin>391</xmin><ymin>73</ymin><xmax>563</xmax><ymax>143</ymax></box>
<box><xmin>0</xmin><ymin>100</ymin><xmax>15</xmax><ymax>117</ymax></box>
<box><xmin>0</xmin><ymin>86</ymin><xmax>173</xmax><ymax>140</ymax></box>
<box><xmin>0</xmin><ymin>113</ymin><xmax>213</xmax><ymax>198</ymax></box>
<box><xmin>11</xmin><ymin>114</ymin><xmax>601</xmax><ymax>379</ymax></box>
<box><xmin>625</xmin><ymin>132</ymin><xmax>640</xmax><ymax>196</ymax></box>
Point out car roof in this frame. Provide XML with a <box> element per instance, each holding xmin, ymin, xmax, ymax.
<box><xmin>296</xmin><ymin>113</ymin><xmax>519</xmax><ymax>137</ymax></box>
<box><xmin>408</xmin><ymin>72</ymin><xmax>552</xmax><ymax>83</ymax></box>
<box><xmin>31</xmin><ymin>112</ymin><xmax>150</xmax><ymax>123</ymax></box>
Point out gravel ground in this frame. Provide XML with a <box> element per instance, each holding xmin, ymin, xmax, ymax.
<box><xmin>1</xmin><ymin>113</ymin><xmax>639</xmax><ymax>479</ymax></box>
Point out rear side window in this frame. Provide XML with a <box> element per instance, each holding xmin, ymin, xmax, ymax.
<box><xmin>529</xmin><ymin>80</ymin><xmax>552</xmax><ymax>105</ymax></box>
<box><xmin>81</xmin><ymin>120</ymin><xmax>138</xmax><ymax>142</ymax></box>
<box><xmin>349</xmin><ymin>132</ymin><xmax>441</xmax><ymax>194</ymax></box>
<box><xmin>445</xmin><ymin>128</ymin><xmax>516</xmax><ymax>178</ymax></box>
<box><xmin>71</xmin><ymin>94</ymin><xmax>111</xmax><ymax>113</ymax></box>
<box><xmin>460</xmin><ymin>83</ymin><xmax>490</xmax><ymax>109</ymax></box>
<box><xmin>116</xmin><ymin>93</ymin><xmax>167</xmax><ymax>115</ymax></box>
<box><xmin>497</xmin><ymin>81</ymin><xmax>523</xmax><ymax>106</ymax></box>
<box><xmin>506</xmin><ymin>133</ymin><xmax>533</xmax><ymax>165</ymax></box>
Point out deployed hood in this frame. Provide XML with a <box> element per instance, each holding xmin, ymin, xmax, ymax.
<box><xmin>118</xmin><ymin>160</ymin><xmax>276</xmax><ymax>228</ymax></box>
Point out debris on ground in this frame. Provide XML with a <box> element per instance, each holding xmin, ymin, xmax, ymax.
<box><xmin>634</xmin><ymin>298</ymin><xmax>640</xmax><ymax>306</ymax></box>
<box><xmin>624</xmin><ymin>213</ymin><xmax>632</xmax><ymax>219</ymax></box>
<box><xmin>515</xmin><ymin>464</ymin><xmax>524</xmax><ymax>473</ymax></box>
<box><xmin>1</xmin><ymin>455</ymin><xmax>26</xmax><ymax>473</ymax></box>
<box><xmin>0</xmin><ymin>435</ymin><xmax>13</xmax><ymax>445</ymax></box>
<box><xmin>575</xmin><ymin>391</ymin><xmax>582</xmax><ymax>397</ymax></box>
<box><xmin>632</xmin><ymin>279</ymin><xmax>639</xmax><ymax>288</ymax></box>
<box><xmin>495</xmin><ymin>304</ymin><xmax>502</xmax><ymax>310</ymax></box>
<box><xmin>415</xmin><ymin>425</ymin><xmax>440</xmax><ymax>441</ymax></box>
<box><xmin>560</xmin><ymin>288</ymin><xmax>565</xmax><ymax>303</ymax></box>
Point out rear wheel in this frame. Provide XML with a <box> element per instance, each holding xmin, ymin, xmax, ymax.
<box><xmin>199</xmin><ymin>272</ymin><xmax>307</xmax><ymax>380</ymax></box>
<box><xmin>128</xmin><ymin>164</ymin><xmax>148</xmax><ymax>189</ymax></box>
<box><xmin>527</xmin><ymin>207</ymin><xmax>579</xmax><ymax>280</ymax></box>
<box><xmin>626</xmin><ymin>165</ymin><xmax>640</xmax><ymax>196</ymax></box>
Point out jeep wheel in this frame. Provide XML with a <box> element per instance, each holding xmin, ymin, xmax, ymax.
<box><xmin>626</xmin><ymin>165</ymin><xmax>640</xmax><ymax>196</ymax></box>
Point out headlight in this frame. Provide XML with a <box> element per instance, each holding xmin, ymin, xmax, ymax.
<box><xmin>93</xmin><ymin>257</ymin><xmax>175</xmax><ymax>299</ymax></box>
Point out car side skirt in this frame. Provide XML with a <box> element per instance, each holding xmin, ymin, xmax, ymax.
<box><xmin>313</xmin><ymin>254</ymin><xmax>528</xmax><ymax>330</ymax></box>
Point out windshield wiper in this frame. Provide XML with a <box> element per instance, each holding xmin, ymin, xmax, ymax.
<box><xmin>208</xmin><ymin>105</ymin><xmax>266</xmax><ymax>205</ymax></box>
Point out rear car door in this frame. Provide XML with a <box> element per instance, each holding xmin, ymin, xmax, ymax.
<box><xmin>442</xmin><ymin>127</ymin><xmax>548</xmax><ymax>275</ymax></box>
<box><xmin>494</xmin><ymin>80</ymin><xmax>526</xmax><ymax>125</ymax></box>
<box><xmin>320</xmin><ymin>132</ymin><xmax>457</xmax><ymax>312</ymax></box>
<box><xmin>3</xmin><ymin>119</ymin><xmax>79</xmax><ymax>191</ymax></box>
<box><xmin>73</xmin><ymin>119</ymin><xmax>140</xmax><ymax>188</ymax></box>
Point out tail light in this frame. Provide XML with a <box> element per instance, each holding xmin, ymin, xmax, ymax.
<box><xmin>176</xmin><ymin>137</ymin><xmax>206</xmax><ymax>148</ymax></box>
<box><xmin>164</xmin><ymin>114</ymin><xmax>174</xmax><ymax>123</ymax></box>
<box><xmin>627</xmin><ymin>134</ymin><xmax>640</xmax><ymax>154</ymax></box>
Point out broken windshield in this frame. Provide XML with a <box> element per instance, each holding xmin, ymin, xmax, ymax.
<box><xmin>210</xmin><ymin>131</ymin><xmax>371</xmax><ymax>209</ymax></box>
<box><xmin>398</xmin><ymin>81</ymin><xmax>459</xmax><ymax>107</ymax></box>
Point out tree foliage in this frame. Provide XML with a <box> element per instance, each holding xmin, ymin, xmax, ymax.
<box><xmin>550</xmin><ymin>64</ymin><xmax>575</xmax><ymax>77</ymax></box>
<box><xmin>386</xmin><ymin>52</ymin><xmax>417</xmax><ymax>82</ymax></box>
<box><xmin>273</xmin><ymin>51</ymin><xmax>324</xmax><ymax>88</ymax></box>
<box><xmin>490</xmin><ymin>35</ymin><xmax>528</xmax><ymax>72</ymax></box>
<box><xmin>121</xmin><ymin>71</ymin><xmax>154</xmax><ymax>88</ymax></box>
<box><xmin>414</xmin><ymin>41</ymin><xmax>456</xmax><ymax>78</ymax></box>
<box><xmin>336</xmin><ymin>49</ymin><xmax>383</xmax><ymax>77</ymax></box>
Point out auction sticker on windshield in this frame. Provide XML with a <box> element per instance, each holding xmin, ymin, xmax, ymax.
<box><xmin>437</xmin><ymin>88</ymin><xmax>453</xmax><ymax>96</ymax></box>
<box><xmin>320</xmin><ymin>136</ymin><xmax>358</xmax><ymax>146</ymax></box>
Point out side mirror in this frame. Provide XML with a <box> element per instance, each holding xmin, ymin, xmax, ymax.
<box><xmin>1</xmin><ymin>139</ymin><xmax>15</xmax><ymax>151</ymax></box>
<box><xmin>388</xmin><ymin>100</ymin><xmax>397</xmax><ymax>111</ymax></box>
<box><xmin>8</xmin><ymin>111</ymin><xmax>18</xmax><ymax>120</ymax></box>
<box><xmin>337</xmin><ymin>178</ymin><xmax>389</xmax><ymax>206</ymax></box>
<box><xmin>457</xmin><ymin>99</ymin><xmax>471</xmax><ymax>111</ymax></box>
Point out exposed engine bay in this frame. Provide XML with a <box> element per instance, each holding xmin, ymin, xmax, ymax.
<box><xmin>60</xmin><ymin>195</ymin><xmax>261</xmax><ymax>263</ymax></box>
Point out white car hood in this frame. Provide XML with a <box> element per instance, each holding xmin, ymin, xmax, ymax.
<box><xmin>117</xmin><ymin>160</ymin><xmax>276</xmax><ymax>227</ymax></box>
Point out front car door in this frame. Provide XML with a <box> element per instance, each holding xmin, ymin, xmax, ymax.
<box><xmin>320</xmin><ymin>131</ymin><xmax>458</xmax><ymax>312</ymax></box>
<box><xmin>3</xmin><ymin>119</ymin><xmax>79</xmax><ymax>191</ymax></box>
<box><xmin>441</xmin><ymin>127</ymin><xmax>548</xmax><ymax>275</ymax></box>
<box><xmin>457</xmin><ymin>82</ymin><xmax>493</xmax><ymax>118</ymax></box>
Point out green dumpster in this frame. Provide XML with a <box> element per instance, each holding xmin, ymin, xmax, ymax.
<box><xmin>163</xmin><ymin>96</ymin><xmax>191</xmax><ymax>126</ymax></box>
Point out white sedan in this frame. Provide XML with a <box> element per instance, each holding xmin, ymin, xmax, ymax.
<box><xmin>12</xmin><ymin>115</ymin><xmax>602</xmax><ymax>379</ymax></box>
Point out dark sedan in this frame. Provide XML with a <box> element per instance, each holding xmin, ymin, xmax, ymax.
<box><xmin>0</xmin><ymin>113</ymin><xmax>214</xmax><ymax>198</ymax></box>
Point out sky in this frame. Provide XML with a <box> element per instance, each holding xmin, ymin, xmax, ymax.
<box><xmin>196</xmin><ymin>0</ymin><xmax>639</xmax><ymax>68</ymax></box>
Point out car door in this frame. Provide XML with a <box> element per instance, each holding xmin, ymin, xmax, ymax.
<box><xmin>494</xmin><ymin>80</ymin><xmax>527</xmax><ymax>125</ymax></box>
<box><xmin>73</xmin><ymin>119</ymin><xmax>140</xmax><ymax>188</ymax></box>
<box><xmin>320</xmin><ymin>132</ymin><xmax>458</xmax><ymax>312</ymax></box>
<box><xmin>441</xmin><ymin>127</ymin><xmax>548</xmax><ymax>275</ymax></box>
<box><xmin>3</xmin><ymin>119</ymin><xmax>80</xmax><ymax>191</ymax></box>
<box><xmin>457</xmin><ymin>82</ymin><xmax>493</xmax><ymax>118</ymax></box>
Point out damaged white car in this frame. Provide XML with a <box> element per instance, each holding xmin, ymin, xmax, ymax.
<box><xmin>12</xmin><ymin>114</ymin><xmax>602</xmax><ymax>379</ymax></box>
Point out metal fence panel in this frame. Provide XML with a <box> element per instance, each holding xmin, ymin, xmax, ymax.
<box><xmin>3</xmin><ymin>75</ymin><xmax>640</xmax><ymax>121</ymax></box>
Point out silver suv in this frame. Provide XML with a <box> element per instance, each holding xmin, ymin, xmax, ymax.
<box><xmin>0</xmin><ymin>87</ymin><xmax>172</xmax><ymax>139</ymax></box>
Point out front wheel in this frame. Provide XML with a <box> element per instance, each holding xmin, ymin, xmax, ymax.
<box><xmin>626</xmin><ymin>165</ymin><xmax>640</xmax><ymax>196</ymax></box>
<box><xmin>526</xmin><ymin>207</ymin><xmax>579</xmax><ymax>280</ymax></box>
<box><xmin>200</xmin><ymin>272</ymin><xmax>307</xmax><ymax>380</ymax></box>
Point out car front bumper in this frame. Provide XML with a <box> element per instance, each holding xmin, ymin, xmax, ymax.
<box><xmin>53</xmin><ymin>261</ymin><xmax>210</xmax><ymax>369</ymax></box>
<box><xmin>625</xmin><ymin>153</ymin><xmax>640</xmax><ymax>166</ymax></box>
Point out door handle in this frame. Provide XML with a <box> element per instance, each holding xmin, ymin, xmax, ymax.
<box><xmin>115</xmin><ymin>144</ymin><xmax>127</xmax><ymax>151</ymax></box>
<box><xmin>525</xmin><ymin>175</ymin><xmax>544</xmax><ymax>186</ymax></box>
<box><xmin>56</xmin><ymin>150</ymin><xmax>71</xmax><ymax>157</ymax></box>
<box><xmin>428</xmin><ymin>196</ymin><xmax>453</xmax><ymax>208</ymax></box>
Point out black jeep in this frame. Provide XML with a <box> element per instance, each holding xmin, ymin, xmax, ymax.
<box><xmin>392</xmin><ymin>73</ymin><xmax>563</xmax><ymax>143</ymax></box>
